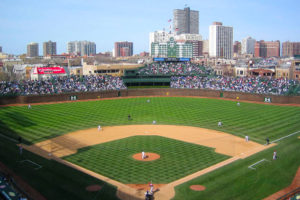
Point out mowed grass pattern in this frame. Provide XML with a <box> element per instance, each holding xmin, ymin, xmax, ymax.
<box><xmin>173</xmin><ymin>135</ymin><xmax>300</xmax><ymax>200</ymax></box>
<box><xmin>63</xmin><ymin>135</ymin><xmax>230</xmax><ymax>183</ymax></box>
<box><xmin>1</xmin><ymin>97</ymin><xmax>300</xmax><ymax>144</ymax></box>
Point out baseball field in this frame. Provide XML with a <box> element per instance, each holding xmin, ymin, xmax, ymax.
<box><xmin>1</xmin><ymin>96</ymin><xmax>300</xmax><ymax>200</ymax></box>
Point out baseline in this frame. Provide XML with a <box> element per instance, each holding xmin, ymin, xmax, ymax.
<box><xmin>271</xmin><ymin>130</ymin><xmax>300</xmax><ymax>144</ymax></box>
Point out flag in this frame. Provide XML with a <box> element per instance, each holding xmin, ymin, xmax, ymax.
<box><xmin>168</xmin><ymin>19</ymin><xmax>172</xmax><ymax>22</ymax></box>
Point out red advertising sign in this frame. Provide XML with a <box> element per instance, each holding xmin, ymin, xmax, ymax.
<box><xmin>33</xmin><ymin>67</ymin><xmax>66</xmax><ymax>74</ymax></box>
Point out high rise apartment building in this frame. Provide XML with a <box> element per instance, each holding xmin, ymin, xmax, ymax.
<box><xmin>43</xmin><ymin>41</ymin><xmax>57</xmax><ymax>56</ymax></box>
<box><xmin>114</xmin><ymin>41</ymin><xmax>133</xmax><ymax>57</ymax></box>
<box><xmin>282</xmin><ymin>41</ymin><xmax>300</xmax><ymax>57</ymax></box>
<box><xmin>254</xmin><ymin>40</ymin><xmax>280</xmax><ymax>58</ymax></box>
<box><xmin>173</xmin><ymin>7</ymin><xmax>199</xmax><ymax>35</ymax></box>
<box><xmin>202</xmin><ymin>39</ymin><xmax>209</xmax><ymax>55</ymax></box>
<box><xmin>67</xmin><ymin>41</ymin><xmax>96</xmax><ymax>56</ymax></box>
<box><xmin>241</xmin><ymin>36</ymin><xmax>256</xmax><ymax>54</ymax></box>
<box><xmin>209</xmin><ymin>22</ymin><xmax>233</xmax><ymax>59</ymax></box>
<box><xmin>27</xmin><ymin>42</ymin><xmax>39</xmax><ymax>57</ymax></box>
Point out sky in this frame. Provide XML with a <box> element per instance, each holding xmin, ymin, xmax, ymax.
<box><xmin>0</xmin><ymin>0</ymin><xmax>299</xmax><ymax>55</ymax></box>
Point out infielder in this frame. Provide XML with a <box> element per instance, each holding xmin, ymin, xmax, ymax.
<box><xmin>98</xmin><ymin>125</ymin><xmax>101</xmax><ymax>131</ymax></box>
<box><xmin>245</xmin><ymin>135</ymin><xmax>249</xmax><ymax>142</ymax></box>
<box><xmin>273</xmin><ymin>151</ymin><xmax>277</xmax><ymax>160</ymax></box>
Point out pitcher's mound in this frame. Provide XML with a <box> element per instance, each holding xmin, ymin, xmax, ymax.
<box><xmin>190</xmin><ymin>185</ymin><xmax>206</xmax><ymax>191</ymax></box>
<box><xmin>132</xmin><ymin>153</ymin><xmax>160</xmax><ymax>161</ymax></box>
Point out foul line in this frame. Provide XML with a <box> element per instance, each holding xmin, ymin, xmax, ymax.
<box><xmin>19</xmin><ymin>160</ymin><xmax>42</xmax><ymax>170</ymax></box>
<box><xmin>248</xmin><ymin>158</ymin><xmax>270</xmax><ymax>170</ymax></box>
<box><xmin>271</xmin><ymin>130</ymin><xmax>300</xmax><ymax>144</ymax></box>
<box><xmin>0</xmin><ymin>133</ymin><xmax>18</xmax><ymax>143</ymax></box>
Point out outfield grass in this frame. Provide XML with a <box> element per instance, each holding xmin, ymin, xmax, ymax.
<box><xmin>173</xmin><ymin>135</ymin><xmax>300</xmax><ymax>200</ymax></box>
<box><xmin>1</xmin><ymin>97</ymin><xmax>300</xmax><ymax>145</ymax></box>
<box><xmin>63</xmin><ymin>135</ymin><xmax>230</xmax><ymax>183</ymax></box>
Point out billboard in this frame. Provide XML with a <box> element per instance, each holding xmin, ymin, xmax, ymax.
<box><xmin>33</xmin><ymin>67</ymin><xmax>66</xmax><ymax>74</ymax></box>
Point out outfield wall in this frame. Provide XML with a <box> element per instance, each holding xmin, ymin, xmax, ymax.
<box><xmin>1</xmin><ymin>89</ymin><xmax>300</xmax><ymax>105</ymax></box>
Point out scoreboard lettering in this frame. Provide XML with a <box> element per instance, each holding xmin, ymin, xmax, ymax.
<box><xmin>70</xmin><ymin>95</ymin><xmax>77</xmax><ymax>101</ymax></box>
<box><xmin>264</xmin><ymin>97</ymin><xmax>271</xmax><ymax>103</ymax></box>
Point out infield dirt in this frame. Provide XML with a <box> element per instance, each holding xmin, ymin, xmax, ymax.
<box><xmin>23</xmin><ymin>125</ymin><xmax>275</xmax><ymax>200</ymax></box>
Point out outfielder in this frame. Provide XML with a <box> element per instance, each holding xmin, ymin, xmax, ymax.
<box><xmin>273</xmin><ymin>151</ymin><xmax>277</xmax><ymax>160</ymax></box>
<box><xmin>218</xmin><ymin>121</ymin><xmax>222</xmax><ymax>127</ymax></box>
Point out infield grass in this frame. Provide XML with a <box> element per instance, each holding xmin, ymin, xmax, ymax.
<box><xmin>63</xmin><ymin>135</ymin><xmax>230</xmax><ymax>183</ymax></box>
<box><xmin>1</xmin><ymin>97</ymin><xmax>300</xmax><ymax>145</ymax></box>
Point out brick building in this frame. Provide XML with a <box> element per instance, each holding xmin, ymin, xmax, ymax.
<box><xmin>282</xmin><ymin>42</ymin><xmax>300</xmax><ymax>57</ymax></box>
<box><xmin>254</xmin><ymin>40</ymin><xmax>280</xmax><ymax>58</ymax></box>
<box><xmin>114</xmin><ymin>42</ymin><xmax>133</xmax><ymax>57</ymax></box>
<box><xmin>233</xmin><ymin>41</ymin><xmax>241</xmax><ymax>55</ymax></box>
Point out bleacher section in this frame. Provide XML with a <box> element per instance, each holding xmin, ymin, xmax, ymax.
<box><xmin>123</xmin><ymin>61</ymin><xmax>213</xmax><ymax>87</ymax></box>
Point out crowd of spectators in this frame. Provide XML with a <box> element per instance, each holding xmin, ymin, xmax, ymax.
<box><xmin>138</xmin><ymin>62</ymin><xmax>213</xmax><ymax>76</ymax></box>
<box><xmin>171</xmin><ymin>76</ymin><xmax>299</xmax><ymax>95</ymax></box>
<box><xmin>0</xmin><ymin>75</ymin><xmax>127</xmax><ymax>96</ymax></box>
<box><xmin>0</xmin><ymin>172</ymin><xmax>27</xmax><ymax>200</ymax></box>
<box><xmin>1</xmin><ymin>65</ymin><xmax>300</xmax><ymax>96</ymax></box>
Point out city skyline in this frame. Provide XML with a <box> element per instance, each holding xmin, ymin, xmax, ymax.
<box><xmin>0</xmin><ymin>0</ymin><xmax>299</xmax><ymax>55</ymax></box>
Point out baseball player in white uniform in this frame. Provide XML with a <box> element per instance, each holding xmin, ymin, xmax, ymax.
<box><xmin>149</xmin><ymin>182</ymin><xmax>154</xmax><ymax>194</ymax></box>
<box><xmin>273</xmin><ymin>151</ymin><xmax>277</xmax><ymax>160</ymax></box>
